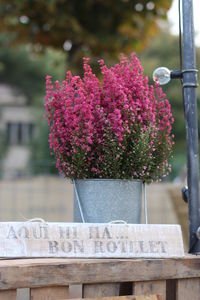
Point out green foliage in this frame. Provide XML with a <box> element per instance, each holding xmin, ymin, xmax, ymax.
<box><xmin>0</xmin><ymin>42</ymin><xmax>44</xmax><ymax>102</ymax></box>
<box><xmin>98</xmin><ymin>126</ymin><xmax>172</xmax><ymax>182</ymax></box>
<box><xmin>0</xmin><ymin>110</ymin><xmax>8</xmax><ymax>175</ymax></box>
<box><xmin>0</xmin><ymin>126</ymin><xmax>7</xmax><ymax>159</ymax></box>
<box><xmin>0</xmin><ymin>0</ymin><xmax>172</xmax><ymax>73</ymax></box>
<box><xmin>30</xmin><ymin>117</ymin><xmax>58</xmax><ymax>175</ymax></box>
<box><xmin>0</xmin><ymin>36</ymin><xmax>65</xmax><ymax>174</ymax></box>
<box><xmin>0</xmin><ymin>36</ymin><xmax>66</xmax><ymax>103</ymax></box>
<box><xmin>27</xmin><ymin>50</ymin><xmax>65</xmax><ymax>173</ymax></box>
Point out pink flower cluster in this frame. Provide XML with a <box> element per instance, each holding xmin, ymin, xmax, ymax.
<box><xmin>44</xmin><ymin>53</ymin><xmax>174</xmax><ymax>181</ymax></box>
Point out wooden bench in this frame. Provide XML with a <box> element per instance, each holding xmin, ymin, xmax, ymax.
<box><xmin>0</xmin><ymin>255</ymin><xmax>199</xmax><ymax>300</ymax></box>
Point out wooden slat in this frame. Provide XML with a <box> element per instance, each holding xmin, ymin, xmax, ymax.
<box><xmin>83</xmin><ymin>283</ymin><xmax>120</xmax><ymax>298</ymax></box>
<box><xmin>69</xmin><ymin>284</ymin><xmax>82</xmax><ymax>298</ymax></box>
<box><xmin>176</xmin><ymin>278</ymin><xmax>200</xmax><ymax>300</ymax></box>
<box><xmin>0</xmin><ymin>290</ymin><xmax>17</xmax><ymax>300</ymax></box>
<box><xmin>17</xmin><ymin>288</ymin><xmax>30</xmax><ymax>300</ymax></box>
<box><xmin>36</xmin><ymin>293</ymin><xmax>163</xmax><ymax>300</ymax></box>
<box><xmin>0</xmin><ymin>256</ymin><xmax>200</xmax><ymax>290</ymax></box>
<box><xmin>61</xmin><ymin>296</ymin><xmax>162</xmax><ymax>300</ymax></box>
<box><xmin>133</xmin><ymin>281</ymin><xmax>166</xmax><ymax>300</ymax></box>
<box><xmin>30</xmin><ymin>286</ymin><xmax>69</xmax><ymax>300</ymax></box>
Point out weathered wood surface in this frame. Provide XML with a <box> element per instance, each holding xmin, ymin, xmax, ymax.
<box><xmin>0</xmin><ymin>222</ymin><xmax>184</xmax><ymax>258</ymax></box>
<box><xmin>0</xmin><ymin>256</ymin><xmax>200</xmax><ymax>290</ymax></box>
<box><xmin>83</xmin><ymin>283</ymin><xmax>120</xmax><ymax>298</ymax></box>
<box><xmin>176</xmin><ymin>278</ymin><xmax>200</xmax><ymax>300</ymax></box>
<box><xmin>133</xmin><ymin>281</ymin><xmax>166</xmax><ymax>300</ymax></box>
<box><xmin>30</xmin><ymin>286</ymin><xmax>69</xmax><ymax>300</ymax></box>
<box><xmin>0</xmin><ymin>289</ymin><xmax>17</xmax><ymax>300</ymax></box>
<box><xmin>66</xmin><ymin>296</ymin><xmax>162</xmax><ymax>300</ymax></box>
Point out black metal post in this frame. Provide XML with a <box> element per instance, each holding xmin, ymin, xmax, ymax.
<box><xmin>182</xmin><ymin>0</ymin><xmax>200</xmax><ymax>253</ymax></box>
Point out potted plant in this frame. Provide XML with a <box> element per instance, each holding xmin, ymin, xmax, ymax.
<box><xmin>44</xmin><ymin>53</ymin><xmax>174</xmax><ymax>223</ymax></box>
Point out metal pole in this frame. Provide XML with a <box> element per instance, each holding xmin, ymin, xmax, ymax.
<box><xmin>182</xmin><ymin>0</ymin><xmax>200</xmax><ymax>253</ymax></box>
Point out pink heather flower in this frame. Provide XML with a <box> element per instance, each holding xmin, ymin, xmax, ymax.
<box><xmin>44</xmin><ymin>53</ymin><xmax>174</xmax><ymax>181</ymax></box>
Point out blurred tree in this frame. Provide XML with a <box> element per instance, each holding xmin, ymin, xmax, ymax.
<box><xmin>0</xmin><ymin>35</ymin><xmax>65</xmax><ymax>103</ymax></box>
<box><xmin>0</xmin><ymin>127</ymin><xmax>7</xmax><ymax>172</ymax></box>
<box><xmin>0</xmin><ymin>37</ymin><xmax>65</xmax><ymax>174</ymax></box>
<box><xmin>0</xmin><ymin>129</ymin><xmax>7</xmax><ymax>158</ymax></box>
<box><xmin>30</xmin><ymin>118</ymin><xmax>58</xmax><ymax>175</ymax></box>
<box><xmin>0</xmin><ymin>44</ymin><xmax>45</xmax><ymax>102</ymax></box>
<box><xmin>0</xmin><ymin>0</ymin><xmax>172</xmax><ymax>72</ymax></box>
<box><xmin>140</xmin><ymin>30</ymin><xmax>200</xmax><ymax>178</ymax></box>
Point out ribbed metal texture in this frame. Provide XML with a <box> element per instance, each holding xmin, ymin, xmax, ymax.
<box><xmin>73</xmin><ymin>179</ymin><xmax>142</xmax><ymax>223</ymax></box>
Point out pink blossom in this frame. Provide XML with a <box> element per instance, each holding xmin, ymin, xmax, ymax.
<box><xmin>44</xmin><ymin>53</ymin><xmax>174</xmax><ymax>180</ymax></box>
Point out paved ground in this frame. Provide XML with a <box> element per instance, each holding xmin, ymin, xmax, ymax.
<box><xmin>0</xmin><ymin>176</ymin><xmax>178</xmax><ymax>224</ymax></box>
<box><xmin>0</xmin><ymin>176</ymin><xmax>74</xmax><ymax>222</ymax></box>
<box><xmin>144</xmin><ymin>182</ymin><xmax>179</xmax><ymax>225</ymax></box>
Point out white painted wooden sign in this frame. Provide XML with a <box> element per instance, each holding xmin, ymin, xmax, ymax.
<box><xmin>0</xmin><ymin>222</ymin><xmax>184</xmax><ymax>258</ymax></box>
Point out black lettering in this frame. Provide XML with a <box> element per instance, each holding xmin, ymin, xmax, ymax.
<box><xmin>149</xmin><ymin>241</ymin><xmax>159</xmax><ymax>253</ymax></box>
<box><xmin>33</xmin><ymin>226</ymin><xmax>48</xmax><ymax>239</ymax></box>
<box><xmin>61</xmin><ymin>241</ymin><xmax>72</xmax><ymax>253</ymax></box>
<box><xmin>7</xmin><ymin>226</ymin><xmax>17</xmax><ymax>239</ymax></box>
<box><xmin>138</xmin><ymin>241</ymin><xmax>149</xmax><ymax>253</ymax></box>
<box><xmin>65</xmin><ymin>227</ymin><xmax>70</xmax><ymax>239</ymax></box>
<box><xmin>107</xmin><ymin>241</ymin><xmax>117</xmax><ymax>253</ymax></box>
<box><xmin>49</xmin><ymin>241</ymin><xmax>59</xmax><ymax>254</ymax></box>
<box><xmin>40</xmin><ymin>226</ymin><xmax>49</xmax><ymax>239</ymax></box>
<box><xmin>89</xmin><ymin>227</ymin><xmax>100</xmax><ymax>239</ymax></box>
<box><xmin>102</xmin><ymin>227</ymin><xmax>112</xmax><ymax>239</ymax></box>
<box><xmin>18</xmin><ymin>226</ymin><xmax>29</xmax><ymax>239</ymax></box>
<box><xmin>73</xmin><ymin>240</ymin><xmax>84</xmax><ymax>253</ymax></box>
<box><xmin>159</xmin><ymin>241</ymin><xmax>167</xmax><ymax>253</ymax></box>
<box><xmin>59</xmin><ymin>226</ymin><xmax>65</xmax><ymax>239</ymax></box>
<box><xmin>129</xmin><ymin>241</ymin><xmax>135</xmax><ymax>253</ymax></box>
<box><xmin>59</xmin><ymin>226</ymin><xmax>77</xmax><ymax>239</ymax></box>
<box><xmin>94</xmin><ymin>241</ymin><xmax>105</xmax><ymax>253</ymax></box>
<box><xmin>120</xmin><ymin>241</ymin><xmax>127</xmax><ymax>253</ymax></box>
<box><xmin>72</xmin><ymin>227</ymin><xmax>78</xmax><ymax>239</ymax></box>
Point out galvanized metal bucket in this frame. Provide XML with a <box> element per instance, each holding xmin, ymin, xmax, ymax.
<box><xmin>73</xmin><ymin>179</ymin><xmax>142</xmax><ymax>223</ymax></box>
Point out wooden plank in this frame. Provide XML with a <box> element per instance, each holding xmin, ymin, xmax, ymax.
<box><xmin>69</xmin><ymin>284</ymin><xmax>82</xmax><ymax>298</ymax></box>
<box><xmin>0</xmin><ymin>290</ymin><xmax>17</xmax><ymax>300</ymax></box>
<box><xmin>176</xmin><ymin>278</ymin><xmax>200</xmax><ymax>300</ymax></box>
<box><xmin>61</xmin><ymin>296</ymin><xmax>162</xmax><ymax>300</ymax></box>
<box><xmin>17</xmin><ymin>288</ymin><xmax>30</xmax><ymax>300</ymax></box>
<box><xmin>133</xmin><ymin>281</ymin><xmax>166</xmax><ymax>300</ymax></box>
<box><xmin>0</xmin><ymin>222</ymin><xmax>184</xmax><ymax>258</ymax></box>
<box><xmin>0</xmin><ymin>256</ymin><xmax>200</xmax><ymax>290</ymax></box>
<box><xmin>30</xmin><ymin>286</ymin><xmax>69</xmax><ymax>300</ymax></box>
<box><xmin>83</xmin><ymin>283</ymin><xmax>120</xmax><ymax>298</ymax></box>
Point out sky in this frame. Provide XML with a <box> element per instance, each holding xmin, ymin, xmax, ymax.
<box><xmin>167</xmin><ymin>0</ymin><xmax>200</xmax><ymax>46</ymax></box>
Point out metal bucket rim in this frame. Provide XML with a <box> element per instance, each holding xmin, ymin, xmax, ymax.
<box><xmin>74</xmin><ymin>179</ymin><xmax>143</xmax><ymax>183</ymax></box>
